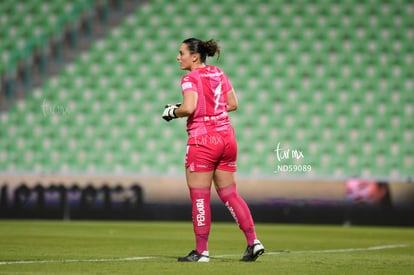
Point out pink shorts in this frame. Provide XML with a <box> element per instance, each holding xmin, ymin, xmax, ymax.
<box><xmin>185</xmin><ymin>127</ymin><xmax>237</xmax><ymax>172</ymax></box>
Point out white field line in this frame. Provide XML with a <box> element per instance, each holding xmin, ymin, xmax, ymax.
<box><xmin>0</xmin><ymin>244</ymin><xmax>408</xmax><ymax>265</ymax></box>
<box><xmin>0</xmin><ymin>257</ymin><xmax>154</xmax><ymax>266</ymax></box>
<box><xmin>264</xmin><ymin>244</ymin><xmax>409</xmax><ymax>256</ymax></box>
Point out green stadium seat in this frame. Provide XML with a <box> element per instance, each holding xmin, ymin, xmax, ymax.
<box><xmin>1</xmin><ymin>0</ymin><xmax>412</xmax><ymax>178</ymax></box>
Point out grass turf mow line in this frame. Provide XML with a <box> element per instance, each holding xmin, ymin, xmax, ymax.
<box><xmin>0</xmin><ymin>244</ymin><xmax>408</xmax><ymax>265</ymax></box>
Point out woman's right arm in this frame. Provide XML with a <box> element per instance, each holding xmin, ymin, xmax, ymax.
<box><xmin>227</xmin><ymin>89</ymin><xmax>238</xmax><ymax>112</ymax></box>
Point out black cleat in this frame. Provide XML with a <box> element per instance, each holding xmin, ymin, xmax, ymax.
<box><xmin>178</xmin><ymin>250</ymin><xmax>210</xmax><ymax>262</ymax></box>
<box><xmin>240</xmin><ymin>240</ymin><xmax>265</xmax><ymax>262</ymax></box>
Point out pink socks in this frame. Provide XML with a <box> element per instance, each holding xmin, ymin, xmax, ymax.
<box><xmin>217</xmin><ymin>184</ymin><xmax>257</xmax><ymax>246</ymax></box>
<box><xmin>190</xmin><ymin>184</ymin><xmax>257</xmax><ymax>254</ymax></box>
<box><xmin>190</xmin><ymin>187</ymin><xmax>211</xmax><ymax>254</ymax></box>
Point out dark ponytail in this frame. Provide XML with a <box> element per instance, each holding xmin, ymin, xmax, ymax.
<box><xmin>183</xmin><ymin>38</ymin><xmax>220</xmax><ymax>62</ymax></box>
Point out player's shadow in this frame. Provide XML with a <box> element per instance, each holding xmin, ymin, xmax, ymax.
<box><xmin>157</xmin><ymin>249</ymin><xmax>289</xmax><ymax>262</ymax></box>
<box><xmin>156</xmin><ymin>255</ymin><xmax>239</xmax><ymax>262</ymax></box>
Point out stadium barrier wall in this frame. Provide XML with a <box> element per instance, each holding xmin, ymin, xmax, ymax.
<box><xmin>0</xmin><ymin>174</ymin><xmax>413</xmax><ymax>226</ymax></box>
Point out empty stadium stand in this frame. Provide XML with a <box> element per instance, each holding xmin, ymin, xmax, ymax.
<box><xmin>0</xmin><ymin>0</ymin><xmax>413</xmax><ymax>179</ymax></box>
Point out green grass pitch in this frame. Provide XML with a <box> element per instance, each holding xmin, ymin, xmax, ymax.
<box><xmin>0</xmin><ymin>220</ymin><xmax>413</xmax><ymax>274</ymax></box>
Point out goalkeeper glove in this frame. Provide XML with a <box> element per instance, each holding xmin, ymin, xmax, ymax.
<box><xmin>162</xmin><ymin>103</ymin><xmax>181</xmax><ymax>122</ymax></box>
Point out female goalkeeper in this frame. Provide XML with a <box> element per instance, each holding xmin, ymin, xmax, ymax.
<box><xmin>162</xmin><ymin>38</ymin><xmax>264</xmax><ymax>262</ymax></box>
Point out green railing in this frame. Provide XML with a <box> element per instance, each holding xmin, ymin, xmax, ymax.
<box><xmin>1</xmin><ymin>0</ymin><xmax>97</xmax><ymax>104</ymax></box>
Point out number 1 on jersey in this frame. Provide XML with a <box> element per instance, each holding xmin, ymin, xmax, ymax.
<box><xmin>213</xmin><ymin>83</ymin><xmax>222</xmax><ymax>112</ymax></box>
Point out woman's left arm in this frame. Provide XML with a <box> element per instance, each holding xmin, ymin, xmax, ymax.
<box><xmin>175</xmin><ymin>91</ymin><xmax>198</xmax><ymax>117</ymax></box>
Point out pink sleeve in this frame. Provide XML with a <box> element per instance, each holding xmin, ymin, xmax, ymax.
<box><xmin>181</xmin><ymin>75</ymin><xmax>197</xmax><ymax>94</ymax></box>
<box><xmin>223</xmin><ymin>74</ymin><xmax>234</xmax><ymax>93</ymax></box>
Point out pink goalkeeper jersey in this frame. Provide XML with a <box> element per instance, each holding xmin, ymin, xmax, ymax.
<box><xmin>181</xmin><ymin>65</ymin><xmax>233</xmax><ymax>137</ymax></box>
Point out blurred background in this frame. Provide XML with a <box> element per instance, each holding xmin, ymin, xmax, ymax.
<box><xmin>0</xmin><ymin>0</ymin><xmax>413</xmax><ymax>225</ymax></box>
